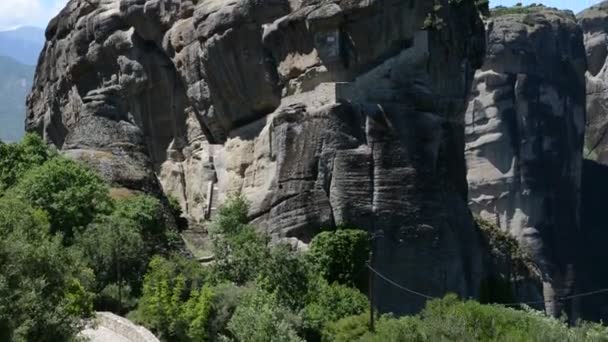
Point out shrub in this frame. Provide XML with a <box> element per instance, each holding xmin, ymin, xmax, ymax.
<box><xmin>227</xmin><ymin>289</ymin><xmax>304</xmax><ymax>342</ymax></box>
<box><xmin>307</xmin><ymin>229</ymin><xmax>370</xmax><ymax>290</ymax></box>
<box><xmin>325</xmin><ymin>295</ymin><xmax>608</xmax><ymax>342</ymax></box>
<box><xmin>302</xmin><ymin>279</ymin><xmax>368</xmax><ymax>341</ymax></box>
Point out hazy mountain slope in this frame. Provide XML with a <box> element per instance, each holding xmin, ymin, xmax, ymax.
<box><xmin>0</xmin><ymin>27</ymin><xmax>45</xmax><ymax>65</ymax></box>
<box><xmin>0</xmin><ymin>56</ymin><xmax>34</xmax><ymax>142</ymax></box>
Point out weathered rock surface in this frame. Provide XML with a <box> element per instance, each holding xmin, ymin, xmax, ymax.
<box><xmin>28</xmin><ymin>0</ymin><xmax>488</xmax><ymax>313</ymax></box>
<box><xmin>580</xmin><ymin>2</ymin><xmax>608</xmax><ymax>163</ymax></box>
<box><xmin>465</xmin><ymin>7</ymin><xmax>586</xmax><ymax>316</ymax></box>
<box><xmin>578</xmin><ymin>2</ymin><xmax>608</xmax><ymax>321</ymax></box>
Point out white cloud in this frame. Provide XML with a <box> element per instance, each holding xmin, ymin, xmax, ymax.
<box><xmin>0</xmin><ymin>0</ymin><xmax>68</xmax><ymax>30</ymax></box>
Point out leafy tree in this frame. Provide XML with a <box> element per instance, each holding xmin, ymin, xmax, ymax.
<box><xmin>307</xmin><ymin>229</ymin><xmax>370</xmax><ymax>290</ymax></box>
<box><xmin>10</xmin><ymin>157</ymin><xmax>111</xmax><ymax>240</ymax></box>
<box><xmin>132</xmin><ymin>255</ymin><xmax>210</xmax><ymax>341</ymax></box>
<box><xmin>209</xmin><ymin>196</ymin><xmax>270</xmax><ymax>285</ymax></box>
<box><xmin>258</xmin><ymin>243</ymin><xmax>311</xmax><ymax>310</ymax></box>
<box><xmin>0</xmin><ymin>197</ymin><xmax>94</xmax><ymax>342</ymax></box>
<box><xmin>0</xmin><ymin>133</ymin><xmax>51</xmax><ymax>192</ymax></box>
<box><xmin>75</xmin><ymin>214</ymin><xmax>146</xmax><ymax>312</ymax></box>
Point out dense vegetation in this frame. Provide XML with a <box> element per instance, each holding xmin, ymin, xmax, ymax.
<box><xmin>1</xmin><ymin>134</ymin><xmax>608</xmax><ymax>341</ymax></box>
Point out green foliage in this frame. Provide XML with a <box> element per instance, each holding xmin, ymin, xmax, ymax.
<box><xmin>302</xmin><ymin>280</ymin><xmax>368</xmax><ymax>341</ymax></box>
<box><xmin>308</xmin><ymin>229</ymin><xmax>370</xmax><ymax>290</ymax></box>
<box><xmin>0</xmin><ymin>197</ymin><xmax>94</xmax><ymax>341</ymax></box>
<box><xmin>490</xmin><ymin>4</ymin><xmax>542</xmax><ymax>17</ymax></box>
<box><xmin>227</xmin><ymin>289</ymin><xmax>304</xmax><ymax>342</ymax></box>
<box><xmin>112</xmin><ymin>195</ymin><xmax>176</xmax><ymax>255</ymax></box>
<box><xmin>132</xmin><ymin>255</ymin><xmax>211</xmax><ymax>341</ymax></box>
<box><xmin>11</xmin><ymin>157</ymin><xmax>111</xmax><ymax>240</ymax></box>
<box><xmin>325</xmin><ymin>294</ymin><xmax>608</xmax><ymax>342</ymax></box>
<box><xmin>0</xmin><ymin>133</ymin><xmax>50</xmax><ymax>191</ymax></box>
<box><xmin>209</xmin><ymin>196</ymin><xmax>270</xmax><ymax>285</ymax></box>
<box><xmin>322</xmin><ymin>313</ymin><xmax>370</xmax><ymax>342</ymax></box>
<box><xmin>75</xmin><ymin>214</ymin><xmax>146</xmax><ymax>311</ymax></box>
<box><xmin>258</xmin><ymin>244</ymin><xmax>311</xmax><ymax>309</ymax></box>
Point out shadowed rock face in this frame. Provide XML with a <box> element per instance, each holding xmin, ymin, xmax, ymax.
<box><xmin>28</xmin><ymin>0</ymin><xmax>486</xmax><ymax>313</ymax></box>
<box><xmin>465</xmin><ymin>7</ymin><xmax>586</xmax><ymax>317</ymax></box>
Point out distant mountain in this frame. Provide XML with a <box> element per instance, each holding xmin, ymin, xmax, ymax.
<box><xmin>0</xmin><ymin>56</ymin><xmax>34</xmax><ymax>142</ymax></box>
<box><xmin>0</xmin><ymin>26</ymin><xmax>45</xmax><ymax>65</ymax></box>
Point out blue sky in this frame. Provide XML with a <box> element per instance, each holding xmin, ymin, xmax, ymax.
<box><xmin>0</xmin><ymin>0</ymin><xmax>603</xmax><ymax>31</ymax></box>
<box><xmin>0</xmin><ymin>0</ymin><xmax>67</xmax><ymax>30</ymax></box>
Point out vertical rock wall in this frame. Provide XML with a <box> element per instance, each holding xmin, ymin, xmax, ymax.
<box><xmin>465</xmin><ymin>7</ymin><xmax>586</xmax><ymax>316</ymax></box>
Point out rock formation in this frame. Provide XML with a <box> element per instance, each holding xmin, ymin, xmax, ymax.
<box><xmin>27</xmin><ymin>0</ymin><xmax>488</xmax><ymax>314</ymax></box>
<box><xmin>464</xmin><ymin>6</ymin><xmax>586</xmax><ymax>317</ymax></box>
<box><xmin>578</xmin><ymin>2</ymin><xmax>608</xmax><ymax>321</ymax></box>
<box><xmin>580</xmin><ymin>2</ymin><xmax>608</xmax><ymax>163</ymax></box>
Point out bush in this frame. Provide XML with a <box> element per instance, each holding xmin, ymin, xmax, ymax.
<box><xmin>227</xmin><ymin>289</ymin><xmax>304</xmax><ymax>342</ymax></box>
<box><xmin>325</xmin><ymin>294</ymin><xmax>608</xmax><ymax>342</ymax></box>
<box><xmin>302</xmin><ymin>280</ymin><xmax>368</xmax><ymax>341</ymax></box>
<box><xmin>11</xmin><ymin>157</ymin><xmax>111</xmax><ymax>240</ymax></box>
<box><xmin>308</xmin><ymin>229</ymin><xmax>370</xmax><ymax>290</ymax></box>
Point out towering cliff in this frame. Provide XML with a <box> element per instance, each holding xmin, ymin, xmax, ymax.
<box><xmin>464</xmin><ymin>6</ymin><xmax>586</xmax><ymax>317</ymax></box>
<box><xmin>27</xmin><ymin>0</ymin><xmax>487</xmax><ymax>314</ymax></box>
<box><xmin>578</xmin><ymin>2</ymin><xmax>608</xmax><ymax>321</ymax></box>
<box><xmin>580</xmin><ymin>2</ymin><xmax>608</xmax><ymax>163</ymax></box>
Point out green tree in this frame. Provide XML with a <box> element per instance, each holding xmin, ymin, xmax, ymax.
<box><xmin>209</xmin><ymin>196</ymin><xmax>269</xmax><ymax>284</ymax></box>
<box><xmin>11</xmin><ymin>157</ymin><xmax>111</xmax><ymax>240</ymax></box>
<box><xmin>132</xmin><ymin>255</ymin><xmax>210</xmax><ymax>341</ymax></box>
<box><xmin>0</xmin><ymin>197</ymin><xmax>94</xmax><ymax>342</ymax></box>
<box><xmin>0</xmin><ymin>133</ymin><xmax>50</xmax><ymax>192</ymax></box>
<box><xmin>258</xmin><ymin>244</ymin><xmax>311</xmax><ymax>309</ymax></box>
<box><xmin>75</xmin><ymin>214</ymin><xmax>146</xmax><ymax>312</ymax></box>
<box><xmin>307</xmin><ymin>229</ymin><xmax>370</xmax><ymax>290</ymax></box>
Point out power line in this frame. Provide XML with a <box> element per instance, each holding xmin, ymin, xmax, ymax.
<box><xmin>367</xmin><ymin>263</ymin><xmax>608</xmax><ymax>307</ymax></box>
<box><xmin>367</xmin><ymin>263</ymin><xmax>436</xmax><ymax>300</ymax></box>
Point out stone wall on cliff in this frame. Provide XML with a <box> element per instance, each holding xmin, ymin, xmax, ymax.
<box><xmin>464</xmin><ymin>6</ymin><xmax>587</xmax><ymax>317</ymax></box>
<box><xmin>27</xmin><ymin>0</ymin><xmax>489</xmax><ymax>314</ymax></box>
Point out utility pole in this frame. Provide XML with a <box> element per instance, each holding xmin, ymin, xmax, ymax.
<box><xmin>368</xmin><ymin>257</ymin><xmax>375</xmax><ymax>332</ymax></box>
<box><xmin>368</xmin><ymin>230</ymin><xmax>383</xmax><ymax>332</ymax></box>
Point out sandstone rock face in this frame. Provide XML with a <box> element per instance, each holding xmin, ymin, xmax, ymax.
<box><xmin>578</xmin><ymin>2</ymin><xmax>608</xmax><ymax>321</ymax></box>
<box><xmin>28</xmin><ymin>0</ymin><xmax>486</xmax><ymax>313</ymax></box>
<box><xmin>580</xmin><ymin>2</ymin><xmax>608</xmax><ymax>163</ymax></box>
<box><xmin>465</xmin><ymin>7</ymin><xmax>586</xmax><ymax>316</ymax></box>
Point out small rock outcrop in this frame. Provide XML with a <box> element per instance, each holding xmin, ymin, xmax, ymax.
<box><xmin>465</xmin><ymin>7</ymin><xmax>586</xmax><ymax>316</ymax></box>
<box><xmin>27</xmin><ymin>0</ymin><xmax>486</xmax><ymax>314</ymax></box>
